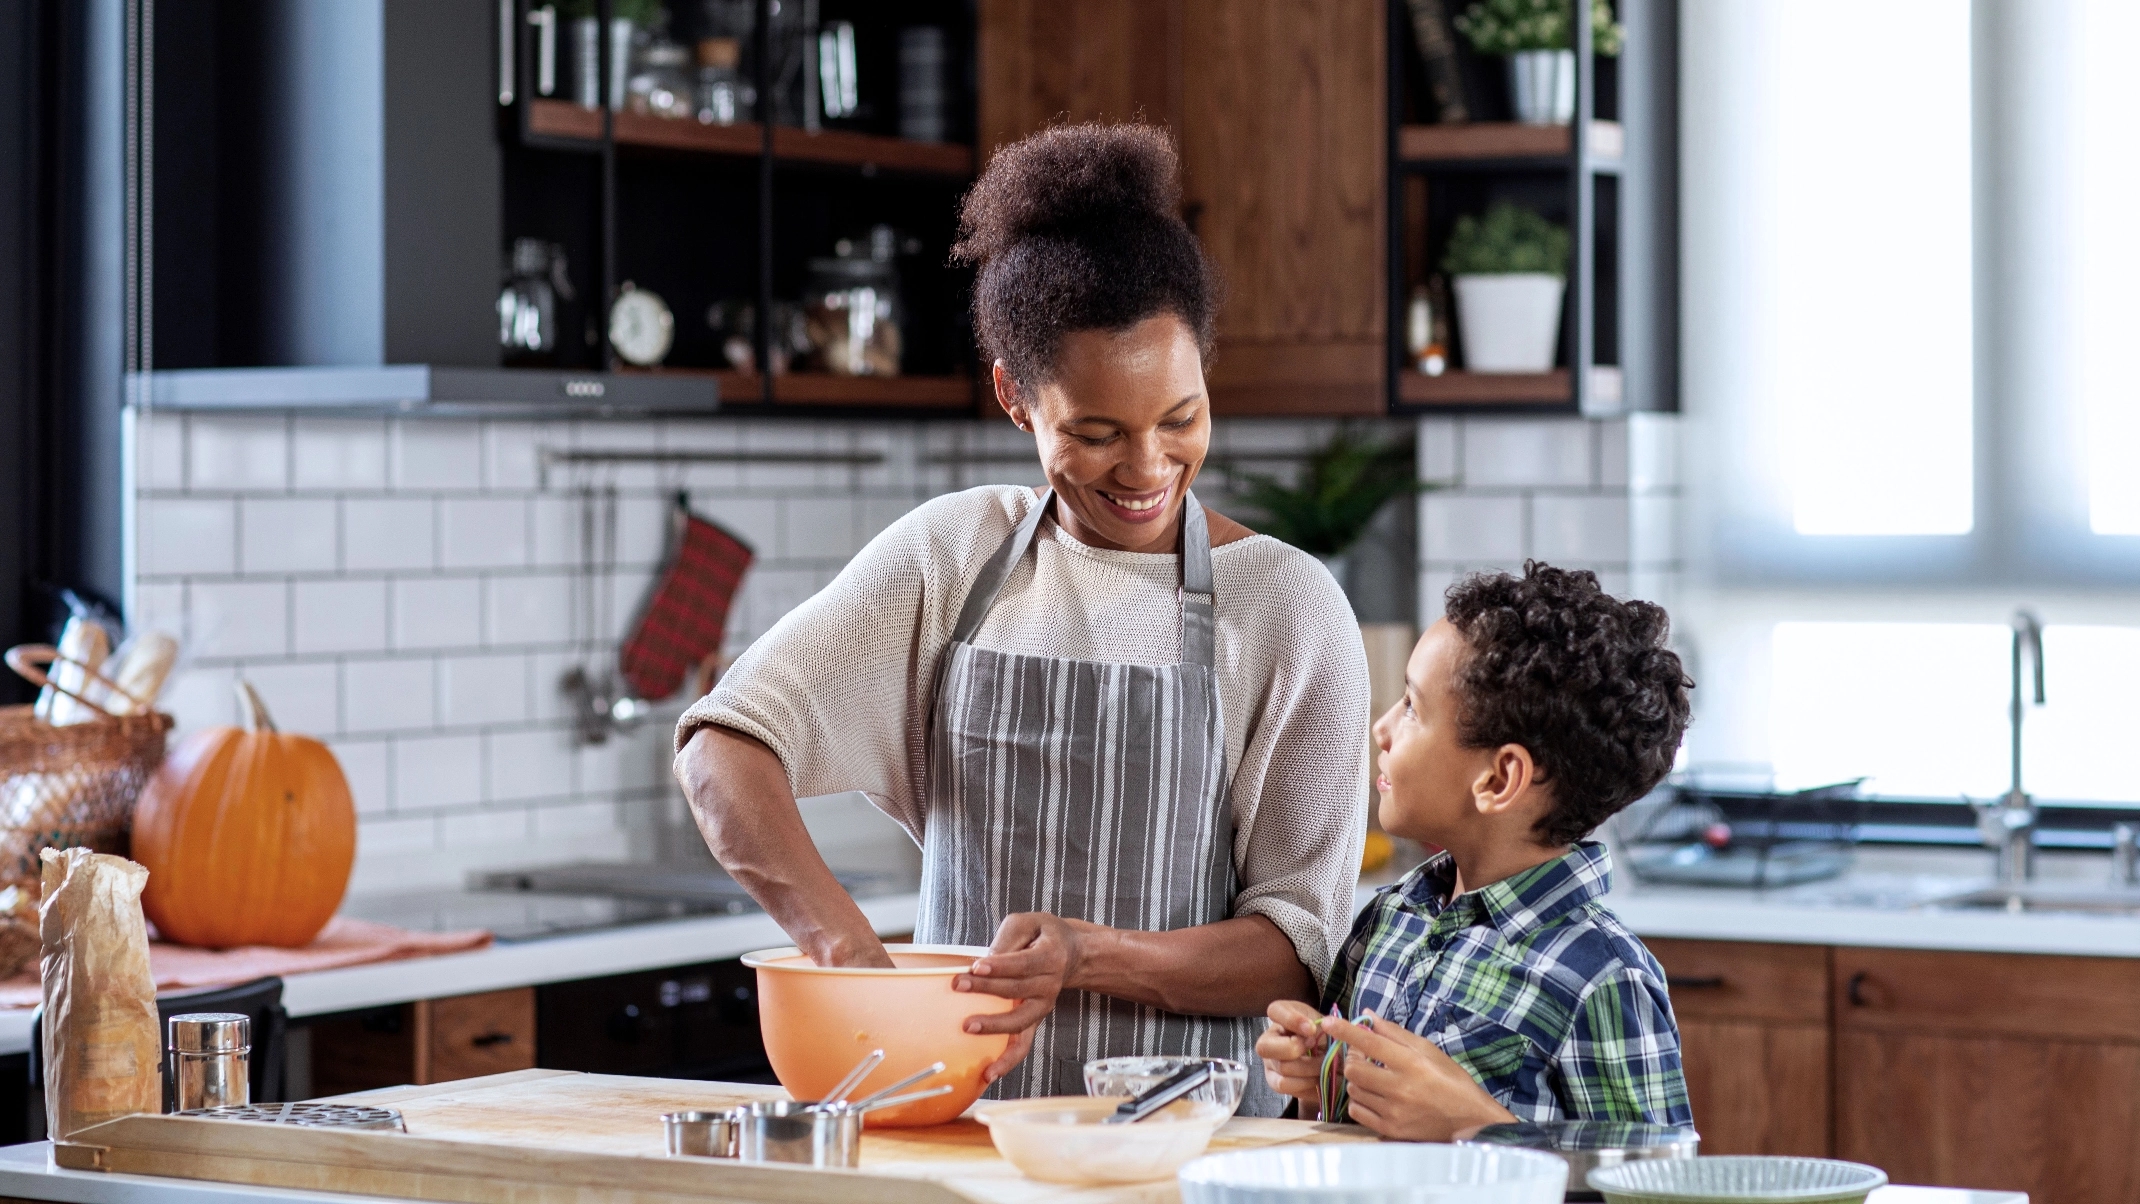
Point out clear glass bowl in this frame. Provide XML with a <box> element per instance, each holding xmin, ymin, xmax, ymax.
<box><xmin>1081</xmin><ymin>1056</ymin><xmax>1248</xmax><ymax>1116</ymax></box>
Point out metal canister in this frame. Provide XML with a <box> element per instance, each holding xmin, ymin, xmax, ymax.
<box><xmin>662</xmin><ymin>1109</ymin><xmax>738</xmax><ymax>1158</ymax></box>
<box><xmin>734</xmin><ymin>1100</ymin><xmax>860</xmax><ymax>1168</ymax></box>
<box><xmin>168</xmin><ymin>1013</ymin><xmax>250</xmax><ymax>1113</ymax></box>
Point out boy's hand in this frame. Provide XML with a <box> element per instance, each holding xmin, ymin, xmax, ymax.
<box><xmin>1322</xmin><ymin>1011</ymin><xmax>1516</xmax><ymax>1140</ymax></box>
<box><xmin>1257</xmin><ymin>1000</ymin><xmax>1331</xmax><ymax>1118</ymax></box>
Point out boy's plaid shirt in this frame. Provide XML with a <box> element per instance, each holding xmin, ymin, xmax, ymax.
<box><xmin>1320</xmin><ymin>841</ymin><xmax>1693</xmax><ymax>1126</ymax></box>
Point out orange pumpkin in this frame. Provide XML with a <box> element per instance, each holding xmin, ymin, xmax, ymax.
<box><xmin>133</xmin><ymin>681</ymin><xmax>356</xmax><ymax>948</ymax></box>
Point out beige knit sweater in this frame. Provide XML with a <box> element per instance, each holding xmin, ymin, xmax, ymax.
<box><xmin>677</xmin><ymin>485</ymin><xmax>1371</xmax><ymax>985</ymax></box>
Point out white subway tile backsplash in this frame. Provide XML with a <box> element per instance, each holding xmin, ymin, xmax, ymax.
<box><xmin>344</xmin><ymin>497</ymin><xmax>437</xmax><ymax>572</ymax></box>
<box><xmin>391</xmin><ymin>423</ymin><xmax>483</xmax><ymax>491</ymax></box>
<box><xmin>1420</xmin><ymin>495</ymin><xmax>1526</xmax><ymax>563</ymax></box>
<box><xmin>241</xmin><ymin>497</ymin><xmax>338</xmax><ymax>573</ymax></box>
<box><xmin>482</xmin><ymin>422</ymin><xmax>558</xmax><ymax>491</ymax></box>
<box><xmin>529</xmin><ymin>495</ymin><xmax>583</xmax><ymax>569</ymax></box>
<box><xmin>393</xmin><ymin>577</ymin><xmax>483</xmax><ymax>649</ymax></box>
<box><xmin>292</xmin><ymin>579</ymin><xmax>389</xmax><ymax>655</ymax></box>
<box><xmin>1629</xmin><ymin>412</ymin><xmax>1680</xmax><ymax>492</ymax></box>
<box><xmin>532</xmin><ymin>799</ymin><xmax>624</xmax><ymax>839</ymax></box>
<box><xmin>529</xmin><ymin>651</ymin><xmax>583</xmax><ymax>722</ymax></box>
<box><xmin>329</xmin><ymin>738</ymin><xmax>392</xmax><ymax>815</ymax></box>
<box><xmin>575</xmin><ymin>728</ymin><xmax>667</xmax><ymax>794</ymax></box>
<box><xmin>487</xmin><ymin>574</ymin><xmax>575</xmax><ymax>646</ymax></box>
<box><xmin>292</xmin><ymin>420</ymin><xmax>389</xmax><ymax>490</ymax></box>
<box><xmin>699</xmin><ymin>497</ymin><xmax>780</xmax><ymax>557</ymax></box>
<box><xmin>487</xmin><ymin>728</ymin><xmax>578</xmax><ymax>803</ymax></box>
<box><xmin>140</xmin><ymin>498</ymin><xmax>236</xmax><ymax>577</ymax></box>
<box><xmin>189</xmin><ymin>580</ymin><xmax>289</xmax><ymax>658</ymax></box>
<box><xmin>344</xmin><ymin>658</ymin><xmax>436</xmax><ymax>734</ymax></box>
<box><xmin>439</xmin><ymin>808</ymin><xmax>532</xmax><ymax>845</ymax></box>
<box><xmin>1597</xmin><ymin>419</ymin><xmax>1630</xmax><ymax>490</ymax></box>
<box><xmin>161</xmin><ymin>663</ymin><xmax>238</xmax><ymax>735</ymax></box>
<box><xmin>189</xmin><ymin>416</ymin><xmax>290</xmax><ymax>492</ymax></box>
<box><xmin>1632</xmin><ymin>494</ymin><xmax>1681</xmax><ymax>567</ymax></box>
<box><xmin>128</xmin><ymin>582</ymin><xmax>187</xmax><ymax>641</ymax></box>
<box><xmin>440</xmin><ymin>653</ymin><xmax>530</xmax><ymax>727</ymax></box>
<box><xmin>860</xmin><ymin>497</ymin><xmax>916</xmax><ymax>547</ymax></box>
<box><xmin>784</xmin><ymin>496</ymin><xmax>860</xmax><ymax>559</ymax></box>
<box><xmin>393</xmin><ymin>732</ymin><xmax>486</xmax><ymax>811</ymax></box>
<box><xmin>440</xmin><ymin>497</ymin><xmax>531</xmax><ymax>569</ymax></box>
<box><xmin>1417</xmin><ymin>419</ymin><xmax>1458</xmax><ymax>484</ymax></box>
<box><xmin>360</xmin><ymin>815</ymin><xmax>440</xmax><ymax>855</ymax></box>
<box><xmin>1531</xmin><ymin>496</ymin><xmax>1630</xmax><ymax>563</ymax></box>
<box><xmin>613</xmin><ymin>494</ymin><xmax>670</xmax><ymax>567</ymax></box>
<box><xmin>237</xmin><ymin>660</ymin><xmax>340</xmax><ymax>736</ymax></box>
<box><xmin>1462</xmin><ymin>419</ymin><xmax>1593</xmax><ymax>488</ymax></box>
<box><xmin>135</xmin><ymin>412</ymin><xmax>186</xmax><ymax>490</ymax></box>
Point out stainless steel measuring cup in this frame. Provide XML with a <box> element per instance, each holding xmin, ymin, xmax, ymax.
<box><xmin>734</xmin><ymin>1099</ymin><xmax>861</xmax><ymax>1168</ymax></box>
<box><xmin>662</xmin><ymin>1109</ymin><xmax>738</xmax><ymax>1158</ymax></box>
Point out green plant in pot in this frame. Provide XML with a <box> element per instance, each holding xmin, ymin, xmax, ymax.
<box><xmin>1455</xmin><ymin>0</ymin><xmax>1622</xmax><ymax>125</ymax></box>
<box><xmin>1227</xmin><ymin>429</ymin><xmax>1432</xmax><ymax>600</ymax></box>
<box><xmin>1443</xmin><ymin>202</ymin><xmax>1569</xmax><ymax>374</ymax></box>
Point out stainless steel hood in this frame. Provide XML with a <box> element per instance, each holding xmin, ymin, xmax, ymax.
<box><xmin>133</xmin><ymin>365</ymin><xmax>717</xmax><ymax>418</ymax></box>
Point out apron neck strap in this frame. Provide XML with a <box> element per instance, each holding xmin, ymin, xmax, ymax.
<box><xmin>949</xmin><ymin>488</ymin><xmax>1216</xmax><ymax>669</ymax></box>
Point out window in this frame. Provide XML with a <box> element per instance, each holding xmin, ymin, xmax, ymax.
<box><xmin>2079</xmin><ymin>1</ymin><xmax>2140</xmax><ymax>535</ymax></box>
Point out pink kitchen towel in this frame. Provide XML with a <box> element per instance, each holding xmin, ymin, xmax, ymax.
<box><xmin>0</xmin><ymin>916</ymin><xmax>493</xmax><ymax>1009</ymax></box>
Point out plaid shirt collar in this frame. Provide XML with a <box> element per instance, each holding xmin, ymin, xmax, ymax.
<box><xmin>1397</xmin><ymin>840</ymin><xmax>1615</xmax><ymax>943</ymax></box>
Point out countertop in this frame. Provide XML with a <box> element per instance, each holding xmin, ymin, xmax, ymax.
<box><xmin>0</xmin><ymin>1139</ymin><xmax>2031</xmax><ymax>1204</ymax></box>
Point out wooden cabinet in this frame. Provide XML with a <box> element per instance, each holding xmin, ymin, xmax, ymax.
<box><xmin>1832</xmin><ymin>948</ymin><xmax>2140</xmax><ymax>1204</ymax></box>
<box><xmin>308</xmin><ymin>988</ymin><xmax>537</xmax><ymax>1096</ymax></box>
<box><xmin>978</xmin><ymin>0</ymin><xmax>1387</xmax><ymax>417</ymax></box>
<box><xmin>1647</xmin><ymin>939</ymin><xmax>1831</xmax><ymax>1157</ymax></box>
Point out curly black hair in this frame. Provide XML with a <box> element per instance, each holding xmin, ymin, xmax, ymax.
<box><xmin>1442</xmin><ymin>562</ymin><xmax>1694</xmax><ymax>847</ymax></box>
<box><xmin>949</xmin><ymin>123</ymin><xmax>1216</xmax><ymax>393</ymax></box>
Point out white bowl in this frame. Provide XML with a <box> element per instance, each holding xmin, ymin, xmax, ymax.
<box><xmin>1587</xmin><ymin>1156</ymin><xmax>1888</xmax><ymax>1204</ymax></box>
<box><xmin>976</xmin><ymin>1095</ymin><xmax>1230</xmax><ymax>1185</ymax></box>
<box><xmin>1179</xmin><ymin>1143</ymin><xmax>1570</xmax><ymax>1204</ymax></box>
<box><xmin>1084</xmin><ymin>1056</ymin><xmax>1249</xmax><ymax>1116</ymax></box>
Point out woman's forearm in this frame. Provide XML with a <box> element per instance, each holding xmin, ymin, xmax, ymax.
<box><xmin>1066</xmin><ymin>914</ymin><xmax>1315</xmax><ymax>1016</ymax></box>
<box><xmin>673</xmin><ymin>725</ymin><xmax>892</xmax><ymax>968</ymax></box>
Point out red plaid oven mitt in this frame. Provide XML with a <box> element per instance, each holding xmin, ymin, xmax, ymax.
<box><xmin>619</xmin><ymin>498</ymin><xmax>755</xmax><ymax>701</ymax></box>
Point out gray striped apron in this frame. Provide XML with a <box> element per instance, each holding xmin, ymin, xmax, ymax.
<box><xmin>916</xmin><ymin>489</ymin><xmax>1277</xmax><ymax>1115</ymax></box>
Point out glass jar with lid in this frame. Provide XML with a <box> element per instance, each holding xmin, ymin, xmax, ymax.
<box><xmin>801</xmin><ymin>256</ymin><xmax>902</xmax><ymax>376</ymax></box>
<box><xmin>628</xmin><ymin>36</ymin><xmax>695</xmax><ymax>118</ymax></box>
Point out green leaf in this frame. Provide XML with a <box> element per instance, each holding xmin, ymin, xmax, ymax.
<box><xmin>1454</xmin><ymin>0</ymin><xmax>1622</xmax><ymax>55</ymax></box>
<box><xmin>1226</xmin><ymin>429</ymin><xmax>1435</xmax><ymax>558</ymax></box>
<box><xmin>1441</xmin><ymin>202</ymin><xmax>1570</xmax><ymax>277</ymax></box>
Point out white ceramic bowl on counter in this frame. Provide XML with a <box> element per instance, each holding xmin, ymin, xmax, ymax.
<box><xmin>975</xmin><ymin>1095</ymin><xmax>1232</xmax><ymax>1185</ymax></box>
<box><xmin>1178</xmin><ymin>1143</ymin><xmax>1570</xmax><ymax>1204</ymax></box>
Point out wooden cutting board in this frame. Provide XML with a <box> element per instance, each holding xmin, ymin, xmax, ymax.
<box><xmin>54</xmin><ymin>1069</ymin><xmax>1374</xmax><ymax>1204</ymax></box>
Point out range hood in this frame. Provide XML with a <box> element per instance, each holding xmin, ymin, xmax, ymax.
<box><xmin>137</xmin><ymin>366</ymin><xmax>717</xmax><ymax>418</ymax></box>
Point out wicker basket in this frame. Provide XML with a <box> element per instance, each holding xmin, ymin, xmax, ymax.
<box><xmin>0</xmin><ymin>645</ymin><xmax>174</xmax><ymax>896</ymax></box>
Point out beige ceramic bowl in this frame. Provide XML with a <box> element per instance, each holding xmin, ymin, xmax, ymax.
<box><xmin>975</xmin><ymin>1095</ymin><xmax>1231</xmax><ymax>1185</ymax></box>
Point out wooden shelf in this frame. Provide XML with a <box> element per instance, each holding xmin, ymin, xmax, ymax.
<box><xmin>1397</xmin><ymin>366</ymin><xmax>1622</xmax><ymax>408</ymax></box>
<box><xmin>525</xmin><ymin>99</ymin><xmax>974</xmax><ymax>177</ymax></box>
<box><xmin>618</xmin><ymin>366</ymin><xmax>974</xmax><ymax>409</ymax></box>
<box><xmin>1398</xmin><ymin>120</ymin><xmax>1623</xmax><ymax>164</ymax></box>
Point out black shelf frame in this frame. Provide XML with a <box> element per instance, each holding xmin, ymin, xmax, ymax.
<box><xmin>1383</xmin><ymin>0</ymin><xmax>1675</xmax><ymax>417</ymax></box>
<box><xmin>501</xmin><ymin>0</ymin><xmax>980</xmax><ymax>417</ymax></box>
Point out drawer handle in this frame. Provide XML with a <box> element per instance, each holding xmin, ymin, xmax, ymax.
<box><xmin>1846</xmin><ymin>972</ymin><xmax>1870</xmax><ymax>1007</ymax></box>
<box><xmin>471</xmin><ymin>1031</ymin><xmax>515</xmax><ymax>1048</ymax></box>
<box><xmin>1666</xmin><ymin>975</ymin><xmax>1726</xmax><ymax>990</ymax></box>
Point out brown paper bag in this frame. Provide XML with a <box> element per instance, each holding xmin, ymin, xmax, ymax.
<box><xmin>39</xmin><ymin>848</ymin><xmax>159</xmax><ymax>1139</ymax></box>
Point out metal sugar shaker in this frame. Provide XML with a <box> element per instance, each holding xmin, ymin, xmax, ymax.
<box><xmin>168</xmin><ymin>1013</ymin><xmax>250</xmax><ymax>1112</ymax></box>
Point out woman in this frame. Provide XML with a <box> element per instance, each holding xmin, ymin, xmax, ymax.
<box><xmin>673</xmin><ymin>124</ymin><xmax>1368</xmax><ymax>1115</ymax></box>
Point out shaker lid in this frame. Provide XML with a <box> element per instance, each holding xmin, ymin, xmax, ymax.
<box><xmin>168</xmin><ymin>1012</ymin><xmax>251</xmax><ymax>1053</ymax></box>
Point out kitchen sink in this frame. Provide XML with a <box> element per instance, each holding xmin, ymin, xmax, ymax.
<box><xmin>1926</xmin><ymin>885</ymin><xmax>2140</xmax><ymax>916</ymax></box>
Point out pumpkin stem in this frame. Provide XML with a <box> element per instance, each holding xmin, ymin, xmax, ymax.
<box><xmin>235</xmin><ymin>680</ymin><xmax>278</xmax><ymax>733</ymax></box>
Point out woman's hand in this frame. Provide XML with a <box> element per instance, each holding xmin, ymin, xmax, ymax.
<box><xmin>1321</xmin><ymin>1012</ymin><xmax>1515</xmax><ymax>1140</ymax></box>
<box><xmin>955</xmin><ymin>912</ymin><xmax>1085</xmax><ymax>1085</ymax></box>
<box><xmin>1257</xmin><ymin>1000</ymin><xmax>1331</xmax><ymax>1119</ymax></box>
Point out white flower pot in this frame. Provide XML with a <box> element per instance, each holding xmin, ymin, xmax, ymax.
<box><xmin>1508</xmin><ymin>49</ymin><xmax>1575</xmax><ymax>125</ymax></box>
<box><xmin>1452</xmin><ymin>273</ymin><xmax>1565</xmax><ymax>372</ymax></box>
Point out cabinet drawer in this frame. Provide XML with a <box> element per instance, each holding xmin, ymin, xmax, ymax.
<box><xmin>1833</xmin><ymin>947</ymin><xmax>2140</xmax><ymax>1043</ymax></box>
<box><xmin>1646</xmin><ymin>939</ymin><xmax>1829</xmax><ymax>1025</ymax></box>
<box><xmin>418</xmin><ymin>988</ymin><xmax>537</xmax><ymax>1084</ymax></box>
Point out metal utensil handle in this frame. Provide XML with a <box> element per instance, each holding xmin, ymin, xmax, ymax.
<box><xmin>848</xmin><ymin>1061</ymin><xmax>946</xmax><ymax>1111</ymax></box>
<box><xmin>1109</xmin><ymin>1062</ymin><xmax>1214</xmax><ymax>1124</ymax></box>
<box><xmin>818</xmin><ymin>1048</ymin><xmax>885</xmax><ymax>1108</ymax></box>
<box><xmin>847</xmin><ymin>1084</ymin><xmax>954</xmax><ymax>1116</ymax></box>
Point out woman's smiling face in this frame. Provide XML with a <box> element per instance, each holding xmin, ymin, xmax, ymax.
<box><xmin>994</xmin><ymin>313</ymin><xmax>1210</xmax><ymax>555</ymax></box>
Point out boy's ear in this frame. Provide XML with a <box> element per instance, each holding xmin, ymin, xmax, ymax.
<box><xmin>1470</xmin><ymin>744</ymin><xmax>1539</xmax><ymax>817</ymax></box>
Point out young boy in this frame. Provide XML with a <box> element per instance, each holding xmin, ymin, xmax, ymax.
<box><xmin>1261</xmin><ymin>563</ymin><xmax>1695</xmax><ymax>1138</ymax></box>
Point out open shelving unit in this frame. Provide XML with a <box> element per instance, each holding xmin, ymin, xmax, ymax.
<box><xmin>1383</xmin><ymin>0</ymin><xmax>1674</xmax><ymax>416</ymax></box>
<box><xmin>502</xmin><ymin>1</ymin><xmax>980</xmax><ymax>415</ymax></box>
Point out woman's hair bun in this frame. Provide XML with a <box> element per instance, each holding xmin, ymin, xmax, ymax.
<box><xmin>952</xmin><ymin>123</ymin><xmax>1183</xmax><ymax>266</ymax></box>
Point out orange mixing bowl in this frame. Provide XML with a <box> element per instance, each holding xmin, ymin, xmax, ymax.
<box><xmin>741</xmin><ymin>943</ymin><xmax>1016</xmax><ymax>1128</ymax></box>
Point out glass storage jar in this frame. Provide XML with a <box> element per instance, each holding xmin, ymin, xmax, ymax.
<box><xmin>801</xmin><ymin>256</ymin><xmax>902</xmax><ymax>376</ymax></box>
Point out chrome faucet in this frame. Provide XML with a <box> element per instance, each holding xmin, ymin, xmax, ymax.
<box><xmin>1975</xmin><ymin>610</ymin><xmax>2045</xmax><ymax>884</ymax></box>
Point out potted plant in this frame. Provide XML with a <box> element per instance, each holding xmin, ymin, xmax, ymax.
<box><xmin>1454</xmin><ymin>0</ymin><xmax>1622</xmax><ymax>125</ymax></box>
<box><xmin>1443</xmin><ymin>202</ymin><xmax>1569</xmax><ymax>373</ymax></box>
<box><xmin>1227</xmin><ymin>429</ymin><xmax>1431</xmax><ymax>600</ymax></box>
